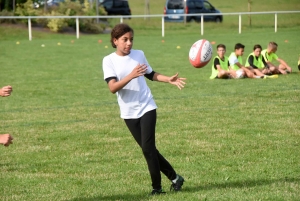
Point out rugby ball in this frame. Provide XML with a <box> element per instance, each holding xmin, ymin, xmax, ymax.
<box><xmin>189</xmin><ymin>39</ymin><xmax>213</xmax><ymax>68</ymax></box>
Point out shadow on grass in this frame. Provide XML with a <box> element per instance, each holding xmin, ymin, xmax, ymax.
<box><xmin>184</xmin><ymin>177</ymin><xmax>300</xmax><ymax>193</ymax></box>
<box><xmin>65</xmin><ymin>192</ymin><xmax>150</xmax><ymax>201</ymax></box>
<box><xmin>65</xmin><ymin>177</ymin><xmax>300</xmax><ymax>201</ymax></box>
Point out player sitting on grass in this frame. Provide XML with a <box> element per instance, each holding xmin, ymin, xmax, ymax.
<box><xmin>261</xmin><ymin>42</ymin><xmax>292</xmax><ymax>74</ymax></box>
<box><xmin>245</xmin><ymin>44</ymin><xmax>278</xmax><ymax>79</ymax></box>
<box><xmin>229</xmin><ymin>43</ymin><xmax>263</xmax><ymax>79</ymax></box>
<box><xmin>210</xmin><ymin>44</ymin><xmax>231</xmax><ymax>79</ymax></box>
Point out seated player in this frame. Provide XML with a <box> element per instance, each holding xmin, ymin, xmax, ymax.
<box><xmin>210</xmin><ymin>44</ymin><xmax>231</xmax><ymax>79</ymax></box>
<box><xmin>245</xmin><ymin>44</ymin><xmax>278</xmax><ymax>78</ymax></box>
<box><xmin>229</xmin><ymin>43</ymin><xmax>262</xmax><ymax>79</ymax></box>
<box><xmin>261</xmin><ymin>42</ymin><xmax>292</xmax><ymax>74</ymax></box>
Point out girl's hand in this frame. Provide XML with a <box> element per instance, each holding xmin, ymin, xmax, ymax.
<box><xmin>168</xmin><ymin>73</ymin><xmax>186</xmax><ymax>90</ymax></box>
<box><xmin>130</xmin><ymin>64</ymin><xmax>147</xmax><ymax>79</ymax></box>
<box><xmin>0</xmin><ymin>134</ymin><xmax>13</xmax><ymax>147</ymax></box>
<box><xmin>0</xmin><ymin>85</ymin><xmax>13</xmax><ymax>97</ymax></box>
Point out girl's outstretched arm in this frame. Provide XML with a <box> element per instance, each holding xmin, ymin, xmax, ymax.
<box><xmin>153</xmin><ymin>72</ymin><xmax>186</xmax><ymax>90</ymax></box>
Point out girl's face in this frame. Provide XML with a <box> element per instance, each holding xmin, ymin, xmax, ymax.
<box><xmin>114</xmin><ymin>31</ymin><xmax>133</xmax><ymax>56</ymax></box>
<box><xmin>253</xmin><ymin>48</ymin><xmax>262</xmax><ymax>57</ymax></box>
<box><xmin>217</xmin><ymin>47</ymin><xmax>226</xmax><ymax>58</ymax></box>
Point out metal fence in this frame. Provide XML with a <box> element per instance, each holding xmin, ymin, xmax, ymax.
<box><xmin>1</xmin><ymin>11</ymin><xmax>300</xmax><ymax>40</ymax></box>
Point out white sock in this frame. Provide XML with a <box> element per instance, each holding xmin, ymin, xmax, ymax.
<box><xmin>172</xmin><ymin>175</ymin><xmax>179</xmax><ymax>183</ymax></box>
<box><xmin>254</xmin><ymin>75</ymin><xmax>262</xmax><ymax>79</ymax></box>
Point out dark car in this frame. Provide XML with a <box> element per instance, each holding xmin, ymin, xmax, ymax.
<box><xmin>101</xmin><ymin>0</ymin><xmax>131</xmax><ymax>16</ymax></box>
<box><xmin>164</xmin><ymin>0</ymin><xmax>222</xmax><ymax>23</ymax></box>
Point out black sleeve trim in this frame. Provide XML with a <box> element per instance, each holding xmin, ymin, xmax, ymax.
<box><xmin>248</xmin><ymin>55</ymin><xmax>258</xmax><ymax>69</ymax></box>
<box><xmin>213</xmin><ymin>58</ymin><xmax>220</xmax><ymax>69</ymax></box>
<box><xmin>262</xmin><ymin>56</ymin><xmax>268</xmax><ymax>68</ymax></box>
<box><xmin>145</xmin><ymin>71</ymin><xmax>156</xmax><ymax>81</ymax></box>
<box><xmin>105</xmin><ymin>77</ymin><xmax>117</xmax><ymax>84</ymax></box>
<box><xmin>264</xmin><ymin>51</ymin><xmax>269</xmax><ymax>62</ymax></box>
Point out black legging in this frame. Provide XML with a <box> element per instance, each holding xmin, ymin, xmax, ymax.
<box><xmin>124</xmin><ymin>109</ymin><xmax>177</xmax><ymax>190</ymax></box>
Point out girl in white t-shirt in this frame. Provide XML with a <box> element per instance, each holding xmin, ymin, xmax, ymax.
<box><xmin>102</xmin><ymin>23</ymin><xmax>186</xmax><ymax>195</ymax></box>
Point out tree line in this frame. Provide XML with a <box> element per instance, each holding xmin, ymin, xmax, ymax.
<box><xmin>0</xmin><ymin>0</ymin><xmax>28</xmax><ymax>11</ymax></box>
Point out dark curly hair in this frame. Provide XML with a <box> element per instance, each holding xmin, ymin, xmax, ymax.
<box><xmin>110</xmin><ymin>23</ymin><xmax>134</xmax><ymax>48</ymax></box>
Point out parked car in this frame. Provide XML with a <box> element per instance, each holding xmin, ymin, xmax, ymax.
<box><xmin>47</xmin><ymin>0</ymin><xmax>65</xmax><ymax>7</ymax></box>
<box><xmin>33</xmin><ymin>0</ymin><xmax>65</xmax><ymax>9</ymax></box>
<box><xmin>164</xmin><ymin>0</ymin><xmax>222</xmax><ymax>23</ymax></box>
<box><xmin>100</xmin><ymin>0</ymin><xmax>131</xmax><ymax>16</ymax></box>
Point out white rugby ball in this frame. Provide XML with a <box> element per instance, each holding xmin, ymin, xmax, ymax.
<box><xmin>189</xmin><ymin>39</ymin><xmax>213</xmax><ymax>68</ymax></box>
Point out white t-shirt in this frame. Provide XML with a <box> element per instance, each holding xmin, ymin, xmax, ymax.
<box><xmin>102</xmin><ymin>49</ymin><xmax>157</xmax><ymax>119</ymax></box>
<box><xmin>229</xmin><ymin>53</ymin><xmax>239</xmax><ymax>66</ymax></box>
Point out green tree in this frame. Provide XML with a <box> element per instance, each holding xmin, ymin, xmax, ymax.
<box><xmin>4</xmin><ymin>0</ymin><xmax>9</xmax><ymax>10</ymax></box>
<box><xmin>0</xmin><ymin>0</ymin><xmax>26</xmax><ymax>11</ymax></box>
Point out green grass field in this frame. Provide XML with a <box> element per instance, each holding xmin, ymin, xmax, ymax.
<box><xmin>1</xmin><ymin>1</ymin><xmax>300</xmax><ymax>200</ymax></box>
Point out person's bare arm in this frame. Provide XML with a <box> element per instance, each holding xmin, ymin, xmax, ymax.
<box><xmin>265</xmin><ymin>60</ymin><xmax>277</xmax><ymax>68</ymax></box>
<box><xmin>153</xmin><ymin>72</ymin><xmax>186</xmax><ymax>90</ymax></box>
<box><xmin>216</xmin><ymin>65</ymin><xmax>226</xmax><ymax>72</ymax></box>
<box><xmin>277</xmin><ymin>58</ymin><xmax>292</xmax><ymax>72</ymax></box>
<box><xmin>0</xmin><ymin>85</ymin><xmax>13</xmax><ymax>97</ymax></box>
<box><xmin>0</xmin><ymin>134</ymin><xmax>13</xmax><ymax>147</ymax></box>
<box><xmin>107</xmin><ymin>64</ymin><xmax>147</xmax><ymax>94</ymax></box>
<box><xmin>234</xmin><ymin>62</ymin><xmax>244</xmax><ymax>69</ymax></box>
<box><xmin>235</xmin><ymin>62</ymin><xmax>254</xmax><ymax>78</ymax></box>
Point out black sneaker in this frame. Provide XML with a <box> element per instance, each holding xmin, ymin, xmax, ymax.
<box><xmin>170</xmin><ymin>174</ymin><xmax>185</xmax><ymax>191</ymax></box>
<box><xmin>150</xmin><ymin>189</ymin><xmax>166</xmax><ymax>196</ymax></box>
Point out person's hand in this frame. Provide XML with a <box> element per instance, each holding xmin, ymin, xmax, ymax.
<box><xmin>286</xmin><ymin>66</ymin><xmax>292</xmax><ymax>73</ymax></box>
<box><xmin>0</xmin><ymin>85</ymin><xmax>13</xmax><ymax>97</ymax></box>
<box><xmin>130</xmin><ymin>64</ymin><xmax>147</xmax><ymax>79</ymax></box>
<box><xmin>168</xmin><ymin>73</ymin><xmax>186</xmax><ymax>90</ymax></box>
<box><xmin>0</xmin><ymin>134</ymin><xmax>14</xmax><ymax>147</ymax></box>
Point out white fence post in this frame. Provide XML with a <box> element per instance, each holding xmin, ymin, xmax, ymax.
<box><xmin>28</xmin><ymin>18</ymin><xmax>32</xmax><ymax>41</ymax></box>
<box><xmin>0</xmin><ymin>11</ymin><xmax>299</xmax><ymax>41</ymax></box>
<box><xmin>201</xmin><ymin>15</ymin><xmax>204</xmax><ymax>35</ymax></box>
<box><xmin>239</xmin><ymin>14</ymin><xmax>241</xmax><ymax>34</ymax></box>
<box><xmin>275</xmin><ymin>13</ymin><xmax>277</xmax><ymax>33</ymax></box>
<box><xmin>76</xmin><ymin>17</ymin><xmax>79</xmax><ymax>39</ymax></box>
<box><xmin>162</xmin><ymin>16</ymin><xmax>164</xmax><ymax>37</ymax></box>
